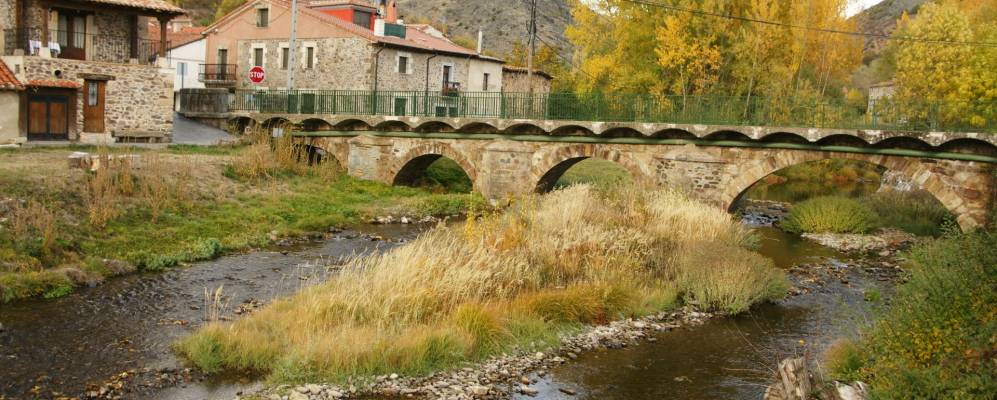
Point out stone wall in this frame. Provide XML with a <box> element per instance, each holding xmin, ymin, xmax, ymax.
<box><xmin>236</xmin><ymin>37</ymin><xmax>374</xmax><ymax>90</ymax></box>
<box><xmin>0</xmin><ymin>0</ymin><xmax>15</xmax><ymax>35</ymax></box>
<box><xmin>502</xmin><ymin>70</ymin><xmax>552</xmax><ymax>93</ymax></box>
<box><xmin>21</xmin><ymin>57</ymin><xmax>173</xmax><ymax>139</ymax></box>
<box><xmin>0</xmin><ymin>91</ymin><xmax>19</xmax><ymax>144</ymax></box>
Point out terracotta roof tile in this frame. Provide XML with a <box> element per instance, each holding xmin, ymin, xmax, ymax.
<box><xmin>81</xmin><ymin>0</ymin><xmax>185</xmax><ymax>14</ymax></box>
<box><xmin>0</xmin><ymin>60</ymin><xmax>24</xmax><ymax>91</ymax></box>
<box><xmin>149</xmin><ymin>25</ymin><xmax>206</xmax><ymax>49</ymax></box>
<box><xmin>26</xmin><ymin>79</ymin><xmax>83</xmax><ymax>89</ymax></box>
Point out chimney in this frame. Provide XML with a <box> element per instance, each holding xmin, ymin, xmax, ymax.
<box><xmin>476</xmin><ymin>30</ymin><xmax>483</xmax><ymax>54</ymax></box>
<box><xmin>385</xmin><ymin>0</ymin><xmax>398</xmax><ymax>23</ymax></box>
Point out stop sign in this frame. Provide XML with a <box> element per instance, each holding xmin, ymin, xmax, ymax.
<box><xmin>248</xmin><ymin>66</ymin><xmax>265</xmax><ymax>84</ymax></box>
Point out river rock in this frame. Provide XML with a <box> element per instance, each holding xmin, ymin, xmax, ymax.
<box><xmin>801</xmin><ymin>228</ymin><xmax>915</xmax><ymax>253</ymax></box>
<box><xmin>834</xmin><ymin>381</ymin><xmax>869</xmax><ymax>400</ymax></box>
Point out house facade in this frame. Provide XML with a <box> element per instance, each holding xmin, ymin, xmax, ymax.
<box><xmin>502</xmin><ymin>65</ymin><xmax>553</xmax><ymax>93</ymax></box>
<box><xmin>150</xmin><ymin>21</ymin><xmax>206</xmax><ymax>98</ymax></box>
<box><xmin>202</xmin><ymin>0</ymin><xmax>505</xmax><ymax>116</ymax></box>
<box><xmin>0</xmin><ymin>59</ymin><xmax>23</xmax><ymax>144</ymax></box>
<box><xmin>0</xmin><ymin>0</ymin><xmax>182</xmax><ymax>144</ymax></box>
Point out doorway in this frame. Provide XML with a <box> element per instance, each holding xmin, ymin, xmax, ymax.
<box><xmin>83</xmin><ymin>80</ymin><xmax>106</xmax><ymax>133</ymax></box>
<box><xmin>27</xmin><ymin>92</ymin><xmax>72</xmax><ymax>141</ymax></box>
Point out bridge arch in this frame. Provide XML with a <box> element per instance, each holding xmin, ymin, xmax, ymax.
<box><xmin>504</xmin><ymin>123</ymin><xmax>547</xmax><ymax>135</ymax></box>
<box><xmin>650</xmin><ymin>128</ymin><xmax>697</xmax><ymax>140</ymax></box>
<box><xmin>550</xmin><ymin>125</ymin><xmax>596</xmax><ymax>137</ymax></box>
<box><xmin>334</xmin><ymin>119</ymin><xmax>374</xmax><ymax>131</ymax></box>
<box><xmin>530</xmin><ymin>144</ymin><xmax>650</xmax><ymax>193</ymax></box>
<box><xmin>816</xmin><ymin>134</ymin><xmax>870</xmax><ymax>147</ymax></box>
<box><xmin>600</xmin><ymin>127</ymin><xmax>645</xmax><ymax>138</ymax></box>
<box><xmin>872</xmin><ymin>136</ymin><xmax>934</xmax><ymax>151</ymax></box>
<box><xmin>721</xmin><ymin>153</ymin><xmax>989</xmax><ymax>230</ymax></box>
<box><xmin>389</xmin><ymin>143</ymin><xmax>478</xmax><ymax>190</ymax></box>
<box><xmin>414</xmin><ymin>120</ymin><xmax>456</xmax><ymax>133</ymax></box>
<box><xmin>458</xmin><ymin>122</ymin><xmax>500</xmax><ymax>134</ymax></box>
<box><xmin>937</xmin><ymin>138</ymin><xmax>997</xmax><ymax>158</ymax></box>
<box><xmin>227</xmin><ymin>116</ymin><xmax>256</xmax><ymax>134</ymax></box>
<box><xmin>760</xmin><ymin>132</ymin><xmax>810</xmax><ymax>144</ymax></box>
<box><xmin>300</xmin><ymin>118</ymin><xmax>334</xmax><ymax>131</ymax></box>
<box><xmin>374</xmin><ymin>120</ymin><xmax>412</xmax><ymax>132</ymax></box>
<box><xmin>261</xmin><ymin>117</ymin><xmax>291</xmax><ymax>129</ymax></box>
<box><xmin>704</xmin><ymin>130</ymin><xmax>753</xmax><ymax>142</ymax></box>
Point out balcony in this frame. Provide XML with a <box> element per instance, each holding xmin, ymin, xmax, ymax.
<box><xmin>2</xmin><ymin>28</ymin><xmax>166</xmax><ymax>65</ymax></box>
<box><xmin>198</xmin><ymin>64</ymin><xmax>238</xmax><ymax>86</ymax></box>
<box><xmin>442</xmin><ymin>81</ymin><xmax>461</xmax><ymax>96</ymax></box>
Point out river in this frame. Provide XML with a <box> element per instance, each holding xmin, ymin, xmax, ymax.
<box><xmin>0</xmin><ymin>221</ymin><xmax>894</xmax><ymax>399</ymax></box>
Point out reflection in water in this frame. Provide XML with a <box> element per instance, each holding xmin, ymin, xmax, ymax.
<box><xmin>0</xmin><ymin>225</ymin><xmax>426</xmax><ymax>399</ymax></box>
<box><xmin>525</xmin><ymin>227</ymin><xmax>881</xmax><ymax>400</ymax></box>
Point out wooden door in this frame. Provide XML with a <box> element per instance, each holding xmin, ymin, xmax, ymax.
<box><xmin>83</xmin><ymin>80</ymin><xmax>106</xmax><ymax>133</ymax></box>
<box><xmin>27</xmin><ymin>94</ymin><xmax>70</xmax><ymax>140</ymax></box>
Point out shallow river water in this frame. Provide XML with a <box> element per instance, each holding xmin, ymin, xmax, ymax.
<box><xmin>0</xmin><ymin>222</ymin><xmax>890</xmax><ymax>400</ymax></box>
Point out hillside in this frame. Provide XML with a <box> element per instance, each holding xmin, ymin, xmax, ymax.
<box><xmin>851</xmin><ymin>0</ymin><xmax>926</xmax><ymax>59</ymax></box>
<box><xmin>396</xmin><ymin>0</ymin><xmax>572</xmax><ymax>58</ymax></box>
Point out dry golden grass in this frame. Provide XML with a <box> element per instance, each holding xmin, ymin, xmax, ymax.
<box><xmin>177</xmin><ymin>185</ymin><xmax>787</xmax><ymax>383</ymax></box>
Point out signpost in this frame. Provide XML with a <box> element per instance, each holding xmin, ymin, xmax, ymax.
<box><xmin>249</xmin><ymin>66</ymin><xmax>265</xmax><ymax>84</ymax></box>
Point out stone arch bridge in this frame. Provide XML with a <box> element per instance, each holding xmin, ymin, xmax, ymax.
<box><xmin>231</xmin><ymin>113</ymin><xmax>997</xmax><ymax>230</ymax></box>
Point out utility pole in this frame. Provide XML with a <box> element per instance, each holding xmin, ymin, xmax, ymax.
<box><xmin>527</xmin><ymin>0</ymin><xmax>537</xmax><ymax>93</ymax></box>
<box><xmin>287</xmin><ymin>0</ymin><xmax>299</xmax><ymax>89</ymax></box>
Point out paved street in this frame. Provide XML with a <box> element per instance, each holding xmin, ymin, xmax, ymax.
<box><xmin>171</xmin><ymin>113</ymin><xmax>236</xmax><ymax>145</ymax></box>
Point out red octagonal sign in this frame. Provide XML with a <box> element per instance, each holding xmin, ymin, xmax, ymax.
<box><xmin>248</xmin><ymin>66</ymin><xmax>265</xmax><ymax>84</ymax></box>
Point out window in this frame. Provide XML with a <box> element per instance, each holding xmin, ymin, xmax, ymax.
<box><xmin>442</xmin><ymin>65</ymin><xmax>452</xmax><ymax>84</ymax></box>
<box><xmin>353</xmin><ymin>10</ymin><xmax>372</xmax><ymax>29</ymax></box>
<box><xmin>482</xmin><ymin>73</ymin><xmax>489</xmax><ymax>91</ymax></box>
<box><xmin>253</xmin><ymin>47</ymin><xmax>264</xmax><ymax>67</ymax></box>
<box><xmin>217</xmin><ymin>48</ymin><xmax>228</xmax><ymax>65</ymax></box>
<box><xmin>397</xmin><ymin>54</ymin><xmax>409</xmax><ymax>74</ymax></box>
<box><xmin>257</xmin><ymin>8</ymin><xmax>269</xmax><ymax>27</ymax></box>
<box><xmin>305</xmin><ymin>46</ymin><xmax>314</xmax><ymax>69</ymax></box>
<box><xmin>88</xmin><ymin>81</ymin><xmax>98</xmax><ymax>106</ymax></box>
<box><xmin>281</xmin><ymin>47</ymin><xmax>289</xmax><ymax>70</ymax></box>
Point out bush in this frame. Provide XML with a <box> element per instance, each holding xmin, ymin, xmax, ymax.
<box><xmin>782</xmin><ymin>196</ymin><xmax>879</xmax><ymax>234</ymax></box>
<box><xmin>849</xmin><ymin>232</ymin><xmax>997</xmax><ymax>398</ymax></box>
<box><xmin>863</xmin><ymin>191</ymin><xmax>953</xmax><ymax>236</ymax></box>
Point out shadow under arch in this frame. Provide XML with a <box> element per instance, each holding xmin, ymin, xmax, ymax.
<box><xmin>261</xmin><ymin>117</ymin><xmax>291</xmax><ymax>129</ymax></box>
<box><xmin>600</xmin><ymin>127</ymin><xmax>644</xmax><ymax>138</ymax></box>
<box><xmin>334</xmin><ymin>119</ymin><xmax>373</xmax><ymax>131</ymax></box>
<box><xmin>374</xmin><ymin>120</ymin><xmax>412</xmax><ymax>132</ymax></box>
<box><xmin>650</xmin><ymin>128</ymin><xmax>697</xmax><ymax>140</ymax></box>
<box><xmin>760</xmin><ymin>132</ymin><xmax>810</xmax><ymax>144</ymax></box>
<box><xmin>300</xmin><ymin>118</ymin><xmax>334</xmax><ymax>131</ymax></box>
<box><xmin>872</xmin><ymin>136</ymin><xmax>934</xmax><ymax>152</ymax></box>
<box><xmin>721</xmin><ymin>153</ymin><xmax>977</xmax><ymax>230</ymax></box>
<box><xmin>227</xmin><ymin>116</ymin><xmax>256</xmax><ymax>134</ymax></box>
<box><xmin>414</xmin><ymin>121</ymin><xmax>456</xmax><ymax>133</ymax></box>
<box><xmin>389</xmin><ymin>143</ymin><xmax>477</xmax><ymax>190</ymax></box>
<box><xmin>549</xmin><ymin>125</ymin><xmax>596</xmax><ymax>137</ymax></box>
<box><xmin>293</xmin><ymin>144</ymin><xmax>342</xmax><ymax>167</ymax></box>
<box><xmin>937</xmin><ymin>138</ymin><xmax>997</xmax><ymax>158</ymax></box>
<box><xmin>704</xmin><ymin>130</ymin><xmax>753</xmax><ymax>141</ymax></box>
<box><xmin>458</xmin><ymin>122</ymin><xmax>500</xmax><ymax>134</ymax></box>
<box><xmin>504</xmin><ymin>123</ymin><xmax>547</xmax><ymax>135</ymax></box>
<box><xmin>531</xmin><ymin>144</ymin><xmax>648</xmax><ymax>193</ymax></box>
<box><xmin>816</xmin><ymin>134</ymin><xmax>870</xmax><ymax>147</ymax></box>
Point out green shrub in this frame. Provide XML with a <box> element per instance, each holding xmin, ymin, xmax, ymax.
<box><xmin>823</xmin><ymin>339</ymin><xmax>866</xmax><ymax>382</ymax></box>
<box><xmin>854</xmin><ymin>232</ymin><xmax>997</xmax><ymax>398</ymax></box>
<box><xmin>863</xmin><ymin>191</ymin><xmax>953</xmax><ymax>236</ymax></box>
<box><xmin>782</xmin><ymin>196</ymin><xmax>879</xmax><ymax>234</ymax></box>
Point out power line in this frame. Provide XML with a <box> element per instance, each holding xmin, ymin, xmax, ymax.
<box><xmin>619</xmin><ymin>0</ymin><xmax>997</xmax><ymax>48</ymax></box>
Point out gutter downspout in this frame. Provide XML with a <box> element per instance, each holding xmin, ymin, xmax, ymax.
<box><xmin>425</xmin><ymin>53</ymin><xmax>438</xmax><ymax>116</ymax></box>
<box><xmin>372</xmin><ymin>44</ymin><xmax>385</xmax><ymax>113</ymax></box>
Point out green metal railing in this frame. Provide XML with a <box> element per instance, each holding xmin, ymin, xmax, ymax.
<box><xmin>230</xmin><ymin>90</ymin><xmax>996</xmax><ymax>133</ymax></box>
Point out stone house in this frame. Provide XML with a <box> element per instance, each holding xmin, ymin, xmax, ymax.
<box><xmin>867</xmin><ymin>80</ymin><xmax>895</xmax><ymax>110</ymax></box>
<box><xmin>0</xmin><ymin>0</ymin><xmax>183</xmax><ymax>144</ymax></box>
<box><xmin>202</xmin><ymin>0</ymin><xmax>505</xmax><ymax>116</ymax></box>
<box><xmin>502</xmin><ymin>65</ymin><xmax>553</xmax><ymax>93</ymax></box>
<box><xmin>0</xmin><ymin>59</ymin><xmax>24</xmax><ymax>144</ymax></box>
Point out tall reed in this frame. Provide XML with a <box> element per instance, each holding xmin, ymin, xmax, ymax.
<box><xmin>176</xmin><ymin>185</ymin><xmax>787</xmax><ymax>383</ymax></box>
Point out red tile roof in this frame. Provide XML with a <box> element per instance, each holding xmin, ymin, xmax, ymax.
<box><xmin>149</xmin><ymin>25</ymin><xmax>206</xmax><ymax>49</ymax></box>
<box><xmin>0</xmin><ymin>60</ymin><xmax>24</xmax><ymax>91</ymax></box>
<box><xmin>80</xmin><ymin>0</ymin><xmax>186</xmax><ymax>14</ymax></box>
<box><xmin>26</xmin><ymin>79</ymin><xmax>83</xmax><ymax>89</ymax></box>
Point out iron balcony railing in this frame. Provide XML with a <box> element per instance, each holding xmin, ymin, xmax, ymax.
<box><xmin>229</xmin><ymin>90</ymin><xmax>997</xmax><ymax>134</ymax></box>
<box><xmin>198</xmin><ymin>64</ymin><xmax>238</xmax><ymax>83</ymax></box>
<box><xmin>2</xmin><ymin>27</ymin><xmax>166</xmax><ymax>65</ymax></box>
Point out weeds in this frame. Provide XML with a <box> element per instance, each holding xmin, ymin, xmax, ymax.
<box><xmin>782</xmin><ymin>196</ymin><xmax>879</xmax><ymax>234</ymax></box>
<box><xmin>176</xmin><ymin>185</ymin><xmax>787</xmax><ymax>383</ymax></box>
